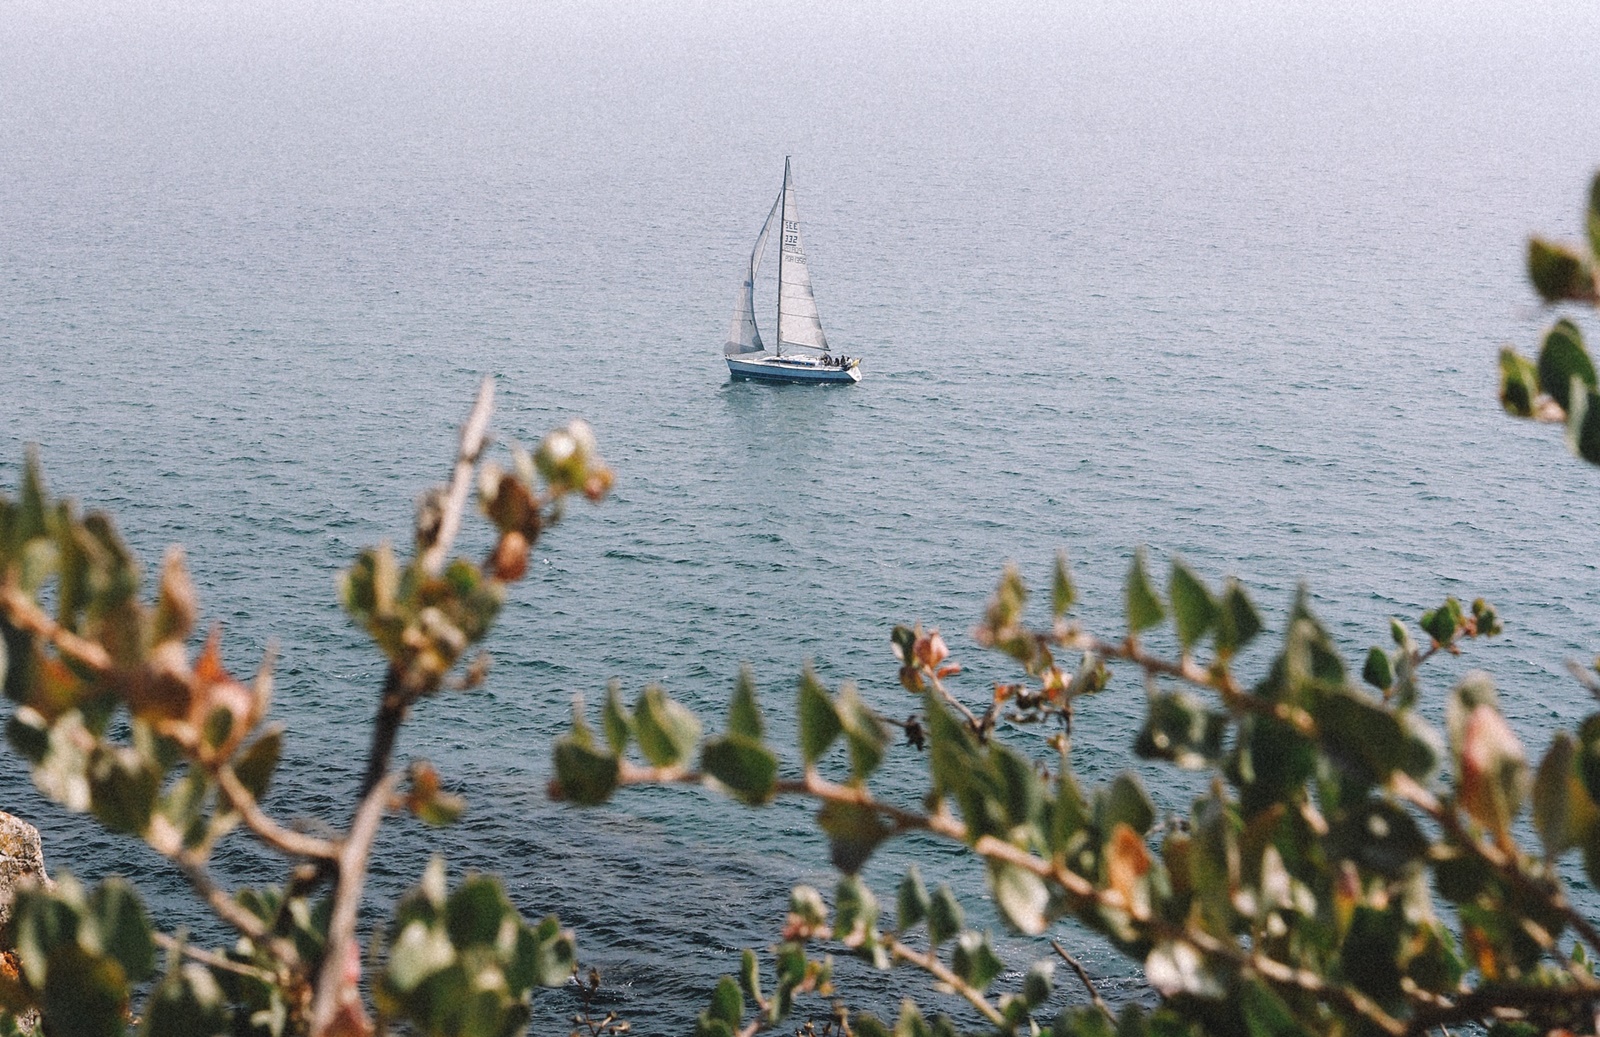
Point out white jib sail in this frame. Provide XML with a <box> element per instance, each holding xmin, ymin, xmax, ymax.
<box><xmin>725</xmin><ymin>191</ymin><xmax>782</xmax><ymax>355</ymax></box>
<box><xmin>777</xmin><ymin>159</ymin><xmax>828</xmax><ymax>353</ymax></box>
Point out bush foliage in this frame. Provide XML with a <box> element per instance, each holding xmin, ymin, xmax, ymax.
<box><xmin>2</xmin><ymin>174</ymin><xmax>1599</xmax><ymax>1037</ymax></box>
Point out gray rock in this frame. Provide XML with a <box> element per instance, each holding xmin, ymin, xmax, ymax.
<box><xmin>0</xmin><ymin>811</ymin><xmax>48</xmax><ymax>943</ymax></box>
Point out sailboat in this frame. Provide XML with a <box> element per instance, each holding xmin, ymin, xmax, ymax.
<box><xmin>724</xmin><ymin>158</ymin><xmax>862</xmax><ymax>384</ymax></box>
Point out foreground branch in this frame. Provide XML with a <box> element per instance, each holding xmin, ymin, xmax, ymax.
<box><xmin>310</xmin><ymin>771</ymin><xmax>401</xmax><ymax>1036</ymax></box>
<box><xmin>418</xmin><ymin>375</ymin><xmax>495</xmax><ymax>579</ymax></box>
<box><xmin>887</xmin><ymin>937</ymin><xmax>1007</xmax><ymax>1026</ymax></box>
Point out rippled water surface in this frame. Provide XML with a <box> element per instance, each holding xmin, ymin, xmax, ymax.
<box><xmin>5</xmin><ymin>1</ymin><xmax>1600</xmax><ymax>1029</ymax></box>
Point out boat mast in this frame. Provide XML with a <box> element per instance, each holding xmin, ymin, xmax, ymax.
<box><xmin>775</xmin><ymin>157</ymin><xmax>787</xmax><ymax>356</ymax></box>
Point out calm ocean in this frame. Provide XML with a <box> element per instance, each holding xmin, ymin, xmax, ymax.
<box><xmin>5</xmin><ymin>0</ymin><xmax>1600</xmax><ymax>1029</ymax></box>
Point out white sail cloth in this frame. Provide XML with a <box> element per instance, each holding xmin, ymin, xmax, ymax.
<box><xmin>725</xmin><ymin>193</ymin><xmax>780</xmax><ymax>355</ymax></box>
<box><xmin>776</xmin><ymin>159</ymin><xmax>828</xmax><ymax>352</ymax></box>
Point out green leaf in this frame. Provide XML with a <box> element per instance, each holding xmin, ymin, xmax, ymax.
<box><xmin>153</xmin><ymin>764</ymin><xmax>206</xmax><ymax>844</ymax></box>
<box><xmin>1566</xmin><ymin>386</ymin><xmax>1600</xmax><ymax>465</ymax></box>
<box><xmin>1144</xmin><ymin>940</ymin><xmax>1225</xmax><ymax>998</ymax></box>
<box><xmin>1576</xmin><ymin>714</ymin><xmax>1600</xmax><ymax>806</ymax></box>
<box><xmin>1331</xmin><ymin>800</ymin><xmax>1429</xmax><ymax>878</ymax></box>
<box><xmin>1361</xmin><ymin>647</ymin><xmax>1394</xmax><ymax>692</ymax></box>
<box><xmin>989</xmin><ymin>861</ymin><xmax>1049</xmax><ymax>935</ymax></box>
<box><xmin>1316</xmin><ymin>687</ymin><xmax>1411</xmax><ymax>787</ymax></box>
<box><xmin>87</xmin><ymin>745</ymin><xmax>158</xmax><ymax>836</ymax></box>
<box><xmin>1125</xmin><ymin>549</ymin><xmax>1165</xmax><ymax>635</ymax></box>
<box><xmin>728</xmin><ymin>665</ymin><xmax>763</xmax><ymax>741</ymax></box>
<box><xmin>601</xmin><ymin>681</ymin><xmax>633</xmax><ymax>754</ymax></box>
<box><xmin>1050</xmin><ymin>770</ymin><xmax>1090</xmax><ymax>853</ymax></box>
<box><xmin>446</xmin><ymin>875</ymin><xmax>513</xmax><ymax>949</ymax></box>
<box><xmin>837</xmin><ymin>683</ymin><xmax>888</xmax><ymax>781</ymax></box>
<box><xmin>890</xmin><ymin>625</ymin><xmax>917</xmax><ymax>666</ymax></box>
<box><xmin>950</xmin><ymin>931</ymin><xmax>1003</xmax><ymax>992</ymax></box>
<box><xmin>1054</xmin><ymin>1006</ymin><xmax>1116</xmax><ymax>1037</ymax></box>
<box><xmin>701</xmin><ymin>736</ymin><xmax>778</xmax><ymax>805</ymax></box>
<box><xmin>695</xmin><ymin>1017</ymin><xmax>735</xmax><ymax>1037</ymax></box>
<box><xmin>634</xmin><ymin>685</ymin><xmax>701</xmax><ymax>768</ymax></box>
<box><xmin>552</xmin><ymin>738</ymin><xmax>619</xmax><ymax>806</ymax></box>
<box><xmin>896</xmin><ymin>866</ymin><xmax>930</xmax><ymax>932</ymax></box>
<box><xmin>143</xmin><ymin>961</ymin><xmax>227</xmax><ymax>1037</ymax></box>
<box><xmin>926</xmin><ymin>885</ymin><xmax>962</xmax><ymax>946</ymax></box>
<box><xmin>1239</xmin><ymin>979</ymin><xmax>1312</xmax><ymax>1037</ymax></box>
<box><xmin>1022</xmin><ymin>961</ymin><xmax>1054</xmax><ymax>1006</ymax></box>
<box><xmin>387</xmin><ymin>920</ymin><xmax>455</xmax><ymax>994</ymax></box>
<box><xmin>985</xmin><ymin>564</ymin><xmax>1029</xmax><ymax>633</ymax></box>
<box><xmin>42</xmin><ymin>943</ymin><xmax>129</xmax><ymax>1037</ymax></box>
<box><xmin>797</xmin><ymin>668</ymin><xmax>842</xmax><ymax>767</ymax></box>
<box><xmin>1135</xmin><ymin>691</ymin><xmax>1226</xmax><ymax>769</ymax></box>
<box><xmin>833</xmin><ymin>875</ymin><xmax>880</xmax><ymax>950</ymax></box>
<box><xmin>17</xmin><ymin>451</ymin><xmax>49</xmax><ymax>546</ymax></box>
<box><xmin>739</xmin><ymin>948</ymin><xmax>762</xmax><ymax>1005</ymax></box>
<box><xmin>854</xmin><ymin>1013</ymin><xmax>893</xmax><ymax>1037</ymax></box>
<box><xmin>13</xmin><ymin>878</ymin><xmax>82</xmax><ymax>989</ymax></box>
<box><xmin>788</xmin><ymin>886</ymin><xmax>828</xmax><ymax>932</ymax></box>
<box><xmin>708</xmin><ymin>975</ymin><xmax>743</xmax><ymax>1027</ymax></box>
<box><xmin>88</xmin><ymin>879</ymin><xmax>154</xmax><ymax>984</ymax></box>
<box><xmin>1342</xmin><ymin>905</ymin><xmax>1405</xmax><ymax>1004</ymax></box>
<box><xmin>1499</xmin><ymin>348</ymin><xmax>1541</xmax><ymax>417</ymax></box>
<box><xmin>232</xmin><ymin>728</ymin><xmax>283</xmax><ymax>801</ymax></box>
<box><xmin>1096</xmin><ymin>773</ymin><xmax>1154</xmax><ymax>838</ymax></box>
<box><xmin>1</xmin><ymin>622</ymin><xmax>36</xmax><ymax>707</ymax></box>
<box><xmin>1051</xmin><ymin>550</ymin><xmax>1076</xmax><ymax>619</ymax></box>
<box><xmin>55</xmin><ymin>506</ymin><xmax>87</xmax><ymax>630</ymax></box>
<box><xmin>1588</xmin><ymin>171</ymin><xmax>1600</xmax><ymax>261</ymax></box>
<box><xmin>991</xmin><ymin>741</ymin><xmax>1043</xmax><ymax>827</ymax></box>
<box><xmin>1529</xmin><ymin>238</ymin><xmax>1595</xmax><ymax>303</ymax></box>
<box><xmin>1538</xmin><ymin>319</ymin><xmax>1595</xmax><ymax>412</ymax></box>
<box><xmin>817</xmin><ymin>800</ymin><xmax>890</xmax><ymax>875</ymax></box>
<box><xmin>896</xmin><ymin>1000</ymin><xmax>934</xmax><ymax>1037</ymax></box>
<box><xmin>1420</xmin><ymin>598</ymin><xmax>1464</xmax><ymax>646</ymax></box>
<box><xmin>530</xmin><ymin>914</ymin><xmax>576</xmax><ymax>987</ymax></box>
<box><xmin>1168</xmin><ymin>560</ymin><xmax>1217</xmax><ymax>652</ymax></box>
<box><xmin>1534</xmin><ymin>729</ymin><xmax>1595</xmax><ymax>858</ymax></box>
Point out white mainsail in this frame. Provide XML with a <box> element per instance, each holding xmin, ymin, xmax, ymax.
<box><xmin>776</xmin><ymin>158</ymin><xmax>828</xmax><ymax>353</ymax></box>
<box><xmin>725</xmin><ymin>192</ymin><xmax>781</xmax><ymax>355</ymax></box>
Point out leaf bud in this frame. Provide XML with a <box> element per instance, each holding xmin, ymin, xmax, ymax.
<box><xmin>490</xmin><ymin>531</ymin><xmax>529</xmax><ymax>582</ymax></box>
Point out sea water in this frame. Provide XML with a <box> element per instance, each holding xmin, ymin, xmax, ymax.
<box><xmin>4</xmin><ymin>1</ymin><xmax>1600</xmax><ymax>1029</ymax></box>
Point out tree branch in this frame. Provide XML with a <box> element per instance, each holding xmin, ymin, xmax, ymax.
<box><xmin>1401</xmin><ymin>981</ymin><xmax>1600</xmax><ymax>1037</ymax></box>
<box><xmin>310</xmin><ymin>771</ymin><xmax>400</xmax><ymax>1036</ymax></box>
<box><xmin>0</xmin><ymin>583</ymin><xmax>111</xmax><ymax>672</ymax></box>
<box><xmin>1393</xmin><ymin>773</ymin><xmax>1600</xmax><ymax>957</ymax></box>
<box><xmin>215</xmin><ymin>765</ymin><xmax>339</xmax><ymax>861</ymax></box>
<box><xmin>886</xmin><ymin>936</ymin><xmax>1007</xmax><ymax>1026</ymax></box>
<box><xmin>153</xmin><ymin>931</ymin><xmax>278</xmax><ymax>984</ymax></box>
<box><xmin>418</xmin><ymin>375</ymin><xmax>495</xmax><ymax>579</ymax></box>
<box><xmin>1051</xmin><ymin>941</ymin><xmax>1112</xmax><ymax>1021</ymax></box>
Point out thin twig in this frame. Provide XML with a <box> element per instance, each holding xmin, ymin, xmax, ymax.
<box><xmin>1180</xmin><ymin>927</ymin><xmax>1406</xmax><ymax>1037</ymax></box>
<box><xmin>1066</xmin><ymin>630</ymin><xmax>1317</xmax><ymax>736</ymax></box>
<box><xmin>153</xmin><ymin>931</ymin><xmax>276</xmax><ymax>983</ymax></box>
<box><xmin>885</xmin><ymin>936</ymin><xmax>1007</xmax><ymax>1026</ymax></box>
<box><xmin>216</xmin><ymin>765</ymin><xmax>339</xmax><ymax>861</ymax></box>
<box><xmin>1051</xmin><ymin>941</ymin><xmax>1111</xmax><ymax>1021</ymax></box>
<box><xmin>1401</xmin><ymin>981</ymin><xmax>1600</xmax><ymax>1037</ymax></box>
<box><xmin>310</xmin><ymin>771</ymin><xmax>400</xmax><ymax>1036</ymax></box>
<box><xmin>0</xmin><ymin>584</ymin><xmax>112</xmax><ymax>672</ymax></box>
<box><xmin>171</xmin><ymin>851</ymin><xmax>270</xmax><ymax>943</ymax></box>
<box><xmin>616</xmin><ymin>755</ymin><xmax>1410</xmax><ymax>1037</ymax></box>
<box><xmin>926</xmin><ymin>673</ymin><xmax>985</xmax><ymax>734</ymax></box>
<box><xmin>418</xmin><ymin>375</ymin><xmax>495</xmax><ymax>578</ymax></box>
<box><xmin>1393</xmin><ymin>773</ymin><xmax>1600</xmax><ymax>958</ymax></box>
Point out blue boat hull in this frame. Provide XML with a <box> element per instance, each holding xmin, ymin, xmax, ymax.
<box><xmin>726</xmin><ymin>354</ymin><xmax>862</xmax><ymax>385</ymax></box>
